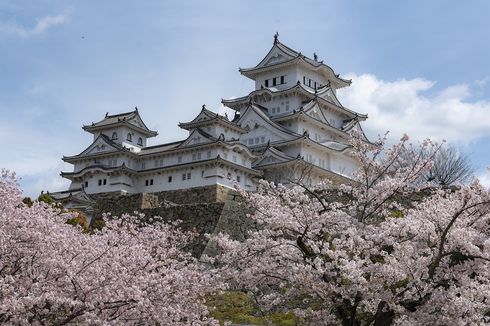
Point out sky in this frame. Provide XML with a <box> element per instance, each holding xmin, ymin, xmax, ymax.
<box><xmin>1</xmin><ymin>0</ymin><xmax>489</xmax><ymax>198</ymax></box>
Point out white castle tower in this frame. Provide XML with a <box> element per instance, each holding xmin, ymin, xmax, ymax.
<box><xmin>52</xmin><ymin>35</ymin><xmax>368</xmax><ymax>202</ymax></box>
<box><xmin>222</xmin><ymin>33</ymin><xmax>369</xmax><ymax>186</ymax></box>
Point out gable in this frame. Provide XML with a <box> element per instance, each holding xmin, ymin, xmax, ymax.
<box><xmin>238</xmin><ymin>106</ymin><xmax>298</xmax><ymax>143</ymax></box>
<box><xmin>178</xmin><ymin>129</ymin><xmax>215</xmax><ymax>148</ymax></box>
<box><xmin>127</xmin><ymin>114</ymin><xmax>147</xmax><ymax>130</ymax></box>
<box><xmin>253</xmin><ymin>147</ymin><xmax>294</xmax><ymax>167</ymax></box>
<box><xmin>255</xmin><ymin>44</ymin><xmax>296</xmax><ymax>69</ymax></box>
<box><xmin>79</xmin><ymin>135</ymin><xmax>121</xmax><ymax>156</ymax></box>
<box><xmin>304</xmin><ymin>103</ymin><xmax>329</xmax><ymax>124</ymax></box>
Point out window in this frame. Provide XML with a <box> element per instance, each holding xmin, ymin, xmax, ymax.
<box><xmin>187</xmin><ymin>173</ymin><xmax>191</xmax><ymax>179</ymax></box>
<box><xmin>237</xmin><ymin>175</ymin><xmax>241</xmax><ymax>182</ymax></box>
<box><xmin>141</xmin><ymin>162</ymin><xmax>146</xmax><ymax>169</ymax></box>
<box><xmin>207</xmin><ymin>150</ymin><xmax>212</xmax><ymax>158</ymax></box>
<box><xmin>265</xmin><ymin>79</ymin><xmax>269</xmax><ymax>87</ymax></box>
<box><xmin>303</xmin><ymin>76</ymin><xmax>306</xmax><ymax>84</ymax></box>
<box><xmin>255</xmin><ymin>137</ymin><xmax>259</xmax><ymax>144</ymax></box>
<box><xmin>232</xmin><ymin>155</ymin><xmax>237</xmax><ymax>163</ymax></box>
<box><xmin>261</xmin><ymin>136</ymin><xmax>265</xmax><ymax>143</ymax></box>
<box><xmin>103</xmin><ymin>179</ymin><xmax>107</xmax><ymax>185</ymax></box>
<box><xmin>197</xmin><ymin>153</ymin><xmax>201</xmax><ymax>159</ymax></box>
<box><xmin>84</xmin><ymin>181</ymin><xmax>88</xmax><ymax>188</ymax></box>
<box><xmin>273</xmin><ymin>77</ymin><xmax>277</xmax><ymax>86</ymax></box>
<box><xmin>248</xmin><ymin>139</ymin><xmax>253</xmax><ymax>145</ymax></box>
<box><xmin>182</xmin><ymin>173</ymin><xmax>186</xmax><ymax>180</ymax></box>
<box><xmin>168</xmin><ymin>176</ymin><xmax>172</xmax><ymax>183</ymax></box>
<box><xmin>111</xmin><ymin>132</ymin><xmax>118</xmax><ymax>140</ymax></box>
<box><xmin>178</xmin><ymin>156</ymin><xmax>182</xmax><ymax>163</ymax></box>
<box><xmin>150</xmin><ymin>179</ymin><xmax>153</xmax><ymax>185</ymax></box>
<box><xmin>154</xmin><ymin>160</ymin><xmax>158</xmax><ymax>168</ymax></box>
<box><xmin>98</xmin><ymin>179</ymin><xmax>102</xmax><ymax>186</ymax></box>
<box><xmin>280</xmin><ymin>76</ymin><xmax>285</xmax><ymax>84</ymax></box>
<box><xmin>137</xmin><ymin>137</ymin><xmax>143</xmax><ymax>146</ymax></box>
<box><xmin>127</xmin><ymin>133</ymin><xmax>132</xmax><ymax>142</ymax></box>
<box><xmin>192</xmin><ymin>153</ymin><xmax>196</xmax><ymax>161</ymax></box>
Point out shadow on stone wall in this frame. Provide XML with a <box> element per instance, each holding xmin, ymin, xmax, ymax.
<box><xmin>89</xmin><ymin>185</ymin><xmax>254</xmax><ymax>257</ymax></box>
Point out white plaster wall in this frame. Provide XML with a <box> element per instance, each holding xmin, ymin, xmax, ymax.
<box><xmin>254</xmin><ymin>67</ymin><xmax>294</xmax><ymax>91</ymax></box>
<box><xmin>296</xmin><ymin>66</ymin><xmax>329</xmax><ymax>90</ymax></box>
<box><xmin>330</xmin><ymin>154</ymin><xmax>358</xmax><ymax>177</ymax></box>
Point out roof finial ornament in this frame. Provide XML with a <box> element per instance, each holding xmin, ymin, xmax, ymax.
<box><xmin>313</xmin><ymin>52</ymin><xmax>318</xmax><ymax>61</ymax></box>
<box><xmin>202</xmin><ymin>104</ymin><xmax>206</xmax><ymax>111</ymax></box>
<box><xmin>134</xmin><ymin>106</ymin><xmax>138</xmax><ymax>111</ymax></box>
<box><xmin>105</xmin><ymin>112</ymin><xmax>109</xmax><ymax>118</ymax></box>
<box><xmin>274</xmin><ymin>32</ymin><xmax>279</xmax><ymax>44</ymax></box>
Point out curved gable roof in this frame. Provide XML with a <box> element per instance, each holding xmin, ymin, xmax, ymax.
<box><xmin>82</xmin><ymin>108</ymin><xmax>158</xmax><ymax>137</ymax></box>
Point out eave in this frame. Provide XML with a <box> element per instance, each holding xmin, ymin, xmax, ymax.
<box><xmin>82</xmin><ymin>121</ymin><xmax>158</xmax><ymax>137</ymax></box>
<box><xmin>178</xmin><ymin>117</ymin><xmax>247</xmax><ymax>134</ymax></box>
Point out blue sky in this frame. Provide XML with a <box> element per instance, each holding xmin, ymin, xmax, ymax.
<box><xmin>1</xmin><ymin>0</ymin><xmax>489</xmax><ymax>197</ymax></box>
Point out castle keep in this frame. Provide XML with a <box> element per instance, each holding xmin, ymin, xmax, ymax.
<box><xmin>51</xmin><ymin>35</ymin><xmax>368</xmax><ymax>206</ymax></box>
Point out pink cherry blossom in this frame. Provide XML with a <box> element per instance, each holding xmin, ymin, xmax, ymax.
<box><xmin>0</xmin><ymin>169</ymin><xmax>220</xmax><ymax>325</ymax></box>
<box><xmin>211</xmin><ymin>135</ymin><xmax>490</xmax><ymax>325</ymax></box>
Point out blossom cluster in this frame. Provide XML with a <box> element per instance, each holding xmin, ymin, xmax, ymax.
<box><xmin>0</xmin><ymin>169</ymin><xmax>220</xmax><ymax>325</ymax></box>
<box><xmin>211</xmin><ymin>135</ymin><xmax>490</xmax><ymax>325</ymax></box>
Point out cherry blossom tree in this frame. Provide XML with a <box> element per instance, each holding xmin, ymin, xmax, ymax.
<box><xmin>0</xmin><ymin>170</ymin><xmax>220</xmax><ymax>325</ymax></box>
<box><xmin>212</xmin><ymin>134</ymin><xmax>490</xmax><ymax>325</ymax></box>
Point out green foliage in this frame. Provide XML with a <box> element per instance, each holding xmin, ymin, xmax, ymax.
<box><xmin>37</xmin><ymin>193</ymin><xmax>54</xmax><ymax>205</ymax></box>
<box><xmin>66</xmin><ymin>209</ymin><xmax>90</xmax><ymax>233</ymax></box>
<box><xmin>22</xmin><ymin>197</ymin><xmax>33</xmax><ymax>207</ymax></box>
<box><xmin>91</xmin><ymin>218</ymin><xmax>106</xmax><ymax>231</ymax></box>
<box><xmin>390</xmin><ymin>210</ymin><xmax>405</xmax><ymax>218</ymax></box>
<box><xmin>389</xmin><ymin>278</ymin><xmax>410</xmax><ymax>293</ymax></box>
<box><xmin>206</xmin><ymin>291</ymin><xmax>297</xmax><ymax>325</ymax></box>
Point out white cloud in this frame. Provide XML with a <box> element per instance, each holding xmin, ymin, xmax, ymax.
<box><xmin>338</xmin><ymin>74</ymin><xmax>490</xmax><ymax>144</ymax></box>
<box><xmin>0</xmin><ymin>12</ymin><xmax>70</xmax><ymax>38</ymax></box>
<box><xmin>477</xmin><ymin>168</ymin><xmax>490</xmax><ymax>189</ymax></box>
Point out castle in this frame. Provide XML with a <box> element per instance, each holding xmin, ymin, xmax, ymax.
<box><xmin>51</xmin><ymin>34</ymin><xmax>368</xmax><ymax>207</ymax></box>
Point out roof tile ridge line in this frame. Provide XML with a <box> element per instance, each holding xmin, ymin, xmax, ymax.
<box><xmin>266</xmin><ymin>146</ymin><xmax>297</xmax><ymax>160</ymax></box>
<box><xmin>62</xmin><ymin>163</ymin><xmax>137</xmax><ymax>176</ymax></box>
<box><xmin>104</xmin><ymin>109</ymin><xmax>138</xmax><ymax>119</ymax></box>
<box><xmin>143</xmin><ymin>139</ymin><xmax>185</xmax><ymax>150</ymax></box>
<box><xmin>303</xmin><ymin>136</ymin><xmax>352</xmax><ymax>153</ymax></box>
<box><xmin>240</xmin><ymin>55</ymin><xmax>302</xmax><ymax>72</ymax></box>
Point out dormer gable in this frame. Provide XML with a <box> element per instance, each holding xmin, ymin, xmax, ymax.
<box><xmin>253</xmin><ymin>147</ymin><xmax>295</xmax><ymax>168</ymax></box>
<box><xmin>63</xmin><ymin>134</ymin><xmax>125</xmax><ymax>163</ymax></box>
<box><xmin>177</xmin><ymin>128</ymin><xmax>217</xmax><ymax>148</ymax></box>
<box><xmin>82</xmin><ymin>108</ymin><xmax>158</xmax><ymax>137</ymax></box>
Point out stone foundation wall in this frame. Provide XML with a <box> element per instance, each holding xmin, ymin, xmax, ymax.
<box><xmin>89</xmin><ymin>185</ymin><xmax>243</xmax><ymax>257</ymax></box>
